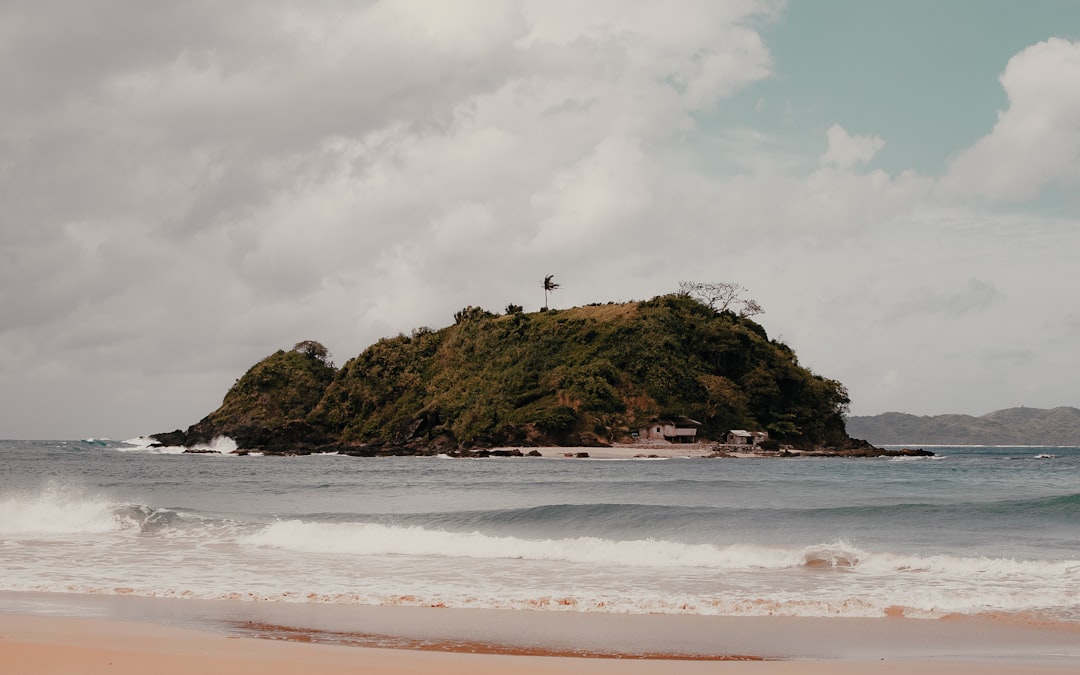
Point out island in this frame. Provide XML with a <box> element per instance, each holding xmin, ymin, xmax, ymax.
<box><xmin>153</xmin><ymin>292</ymin><xmax>923</xmax><ymax>458</ymax></box>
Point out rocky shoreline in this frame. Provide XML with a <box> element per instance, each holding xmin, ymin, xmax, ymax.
<box><xmin>151</xmin><ymin>431</ymin><xmax>932</xmax><ymax>459</ymax></box>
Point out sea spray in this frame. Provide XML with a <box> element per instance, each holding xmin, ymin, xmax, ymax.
<box><xmin>0</xmin><ymin>487</ymin><xmax>124</xmax><ymax>535</ymax></box>
<box><xmin>118</xmin><ymin>435</ymin><xmax>240</xmax><ymax>454</ymax></box>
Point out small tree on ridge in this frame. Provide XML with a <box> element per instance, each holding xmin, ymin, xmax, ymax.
<box><xmin>542</xmin><ymin>274</ymin><xmax>560</xmax><ymax>310</ymax></box>
<box><xmin>678</xmin><ymin>281</ymin><xmax>764</xmax><ymax>317</ymax></box>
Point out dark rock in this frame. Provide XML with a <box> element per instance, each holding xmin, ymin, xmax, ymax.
<box><xmin>800</xmin><ymin>446</ymin><xmax>934</xmax><ymax>458</ymax></box>
<box><xmin>150</xmin><ymin>429</ymin><xmax>187</xmax><ymax>447</ymax></box>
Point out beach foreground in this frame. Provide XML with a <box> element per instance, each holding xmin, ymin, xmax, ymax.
<box><xmin>5</xmin><ymin>442</ymin><xmax>1079</xmax><ymax>672</ymax></box>
<box><xmin>4</xmin><ymin>612</ymin><xmax>1080</xmax><ymax>675</ymax></box>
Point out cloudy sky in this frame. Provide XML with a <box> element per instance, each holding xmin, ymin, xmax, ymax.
<box><xmin>2</xmin><ymin>1</ymin><xmax>1079</xmax><ymax>440</ymax></box>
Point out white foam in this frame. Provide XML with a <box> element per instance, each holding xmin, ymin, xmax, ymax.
<box><xmin>0</xmin><ymin>488</ymin><xmax>125</xmax><ymax>535</ymax></box>
<box><xmin>4</xmin><ymin>513</ymin><xmax>1078</xmax><ymax>621</ymax></box>
<box><xmin>117</xmin><ymin>437</ymin><xmax>186</xmax><ymax>454</ymax></box>
<box><xmin>856</xmin><ymin>549</ymin><xmax>1080</xmax><ymax>578</ymax></box>
<box><xmin>241</xmin><ymin>521</ymin><xmax>1080</xmax><ymax>589</ymax></box>
<box><xmin>190</xmin><ymin>436</ymin><xmax>239</xmax><ymax>454</ymax></box>
<box><xmin>118</xmin><ymin>435</ymin><xmax>242</xmax><ymax>455</ymax></box>
<box><xmin>244</xmin><ymin>521</ymin><xmax>813</xmax><ymax>569</ymax></box>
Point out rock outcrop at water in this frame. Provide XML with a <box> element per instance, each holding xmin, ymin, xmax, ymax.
<box><xmin>845</xmin><ymin>407</ymin><xmax>1080</xmax><ymax>446</ymax></box>
<box><xmin>154</xmin><ymin>294</ymin><xmax>867</xmax><ymax>455</ymax></box>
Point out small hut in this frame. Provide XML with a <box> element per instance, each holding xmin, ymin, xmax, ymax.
<box><xmin>725</xmin><ymin>430</ymin><xmax>769</xmax><ymax>446</ymax></box>
<box><xmin>638</xmin><ymin>416</ymin><xmax>702</xmax><ymax>443</ymax></box>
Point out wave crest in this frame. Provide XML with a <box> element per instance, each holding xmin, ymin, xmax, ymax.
<box><xmin>0</xmin><ymin>488</ymin><xmax>126</xmax><ymax>535</ymax></box>
<box><xmin>242</xmin><ymin>520</ymin><xmax>1080</xmax><ymax>585</ymax></box>
<box><xmin>242</xmin><ymin>520</ymin><xmax>808</xmax><ymax>569</ymax></box>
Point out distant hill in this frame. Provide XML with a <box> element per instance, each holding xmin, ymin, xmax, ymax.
<box><xmin>153</xmin><ymin>294</ymin><xmax>861</xmax><ymax>454</ymax></box>
<box><xmin>845</xmin><ymin>407</ymin><xmax>1080</xmax><ymax>446</ymax></box>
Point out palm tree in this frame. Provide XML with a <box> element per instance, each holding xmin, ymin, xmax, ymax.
<box><xmin>542</xmin><ymin>274</ymin><xmax>560</xmax><ymax>310</ymax></box>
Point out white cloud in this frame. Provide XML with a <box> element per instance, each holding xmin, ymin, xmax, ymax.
<box><xmin>941</xmin><ymin>37</ymin><xmax>1080</xmax><ymax>202</ymax></box>
<box><xmin>730</xmin><ymin>214</ymin><xmax>1080</xmax><ymax>418</ymax></box>
<box><xmin>2</xmin><ymin>5</ymin><xmax>1079</xmax><ymax>438</ymax></box>
<box><xmin>0</xmin><ymin>1</ymin><xmax>786</xmax><ymax>438</ymax></box>
<box><xmin>820</xmin><ymin>124</ymin><xmax>885</xmax><ymax>169</ymax></box>
<box><xmin>531</xmin><ymin>136</ymin><xmax>655</xmax><ymax>251</ymax></box>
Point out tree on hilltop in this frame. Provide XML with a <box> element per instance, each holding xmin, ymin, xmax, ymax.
<box><xmin>678</xmin><ymin>281</ymin><xmax>763</xmax><ymax>317</ymax></box>
<box><xmin>542</xmin><ymin>274</ymin><xmax>560</xmax><ymax>310</ymax></box>
<box><xmin>292</xmin><ymin>340</ymin><xmax>332</xmax><ymax>364</ymax></box>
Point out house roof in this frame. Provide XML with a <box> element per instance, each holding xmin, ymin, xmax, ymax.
<box><xmin>662</xmin><ymin>416</ymin><xmax>701</xmax><ymax>427</ymax></box>
<box><xmin>728</xmin><ymin>430</ymin><xmax>753</xmax><ymax>437</ymax></box>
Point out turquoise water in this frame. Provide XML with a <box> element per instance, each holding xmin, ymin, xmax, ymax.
<box><xmin>1</xmin><ymin>440</ymin><xmax>1078</xmax><ymax>621</ymax></box>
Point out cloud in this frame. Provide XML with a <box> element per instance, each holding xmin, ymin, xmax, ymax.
<box><xmin>1049</xmin><ymin>311</ymin><xmax>1080</xmax><ymax>343</ymax></box>
<box><xmin>941</xmin><ymin>37</ymin><xmax>1080</xmax><ymax>202</ymax></box>
<box><xmin>531</xmin><ymin>136</ymin><xmax>655</xmax><ymax>251</ymax></box>
<box><xmin>981</xmin><ymin>349</ymin><xmax>1034</xmax><ymax>366</ymax></box>
<box><xmin>2</xmin><ymin>5</ymin><xmax>1078</xmax><ymax>438</ymax></box>
<box><xmin>0</xmin><ymin>1</ymin><xmax>787</xmax><ymax>437</ymax></box>
<box><xmin>882</xmin><ymin>278</ymin><xmax>1003</xmax><ymax>324</ymax></box>
<box><xmin>820</xmin><ymin>124</ymin><xmax>885</xmax><ymax>169</ymax></box>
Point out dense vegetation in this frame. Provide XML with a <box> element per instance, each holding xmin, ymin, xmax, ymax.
<box><xmin>154</xmin><ymin>341</ymin><xmax>337</xmax><ymax>452</ymax></box>
<box><xmin>155</xmin><ymin>294</ymin><xmax>856</xmax><ymax>454</ymax></box>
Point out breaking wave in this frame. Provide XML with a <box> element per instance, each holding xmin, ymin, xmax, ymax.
<box><xmin>118</xmin><ymin>436</ymin><xmax>241</xmax><ymax>455</ymax></box>
<box><xmin>242</xmin><ymin>519</ymin><xmax>1080</xmax><ymax>581</ymax></box>
<box><xmin>0</xmin><ymin>489</ymin><xmax>244</xmax><ymax>539</ymax></box>
<box><xmin>0</xmin><ymin>488</ymin><xmax>127</xmax><ymax>535</ymax></box>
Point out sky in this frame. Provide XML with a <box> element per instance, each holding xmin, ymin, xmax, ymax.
<box><xmin>2</xmin><ymin>1</ymin><xmax>1079</xmax><ymax>440</ymax></box>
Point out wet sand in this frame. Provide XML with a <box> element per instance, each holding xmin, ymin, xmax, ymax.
<box><xmin>521</xmin><ymin>444</ymin><xmax>731</xmax><ymax>459</ymax></box>
<box><xmin>3</xmin><ymin>591</ymin><xmax>1080</xmax><ymax>673</ymax></box>
<box><xmin>3</xmin><ymin>613</ymin><xmax>1079</xmax><ymax>675</ymax></box>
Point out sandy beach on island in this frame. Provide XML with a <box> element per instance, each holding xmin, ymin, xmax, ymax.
<box><xmin>4</xmin><ymin>612</ymin><xmax>1080</xmax><ymax>675</ymax></box>
<box><xmin>517</xmin><ymin>443</ymin><xmax>743</xmax><ymax>459</ymax></box>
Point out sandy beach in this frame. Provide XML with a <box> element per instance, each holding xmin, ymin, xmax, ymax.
<box><xmin>4</xmin><ymin>612</ymin><xmax>1080</xmax><ymax>675</ymax></box>
<box><xmin>4</xmin><ymin>591</ymin><xmax>1080</xmax><ymax>675</ymax></box>
<box><xmin>522</xmin><ymin>443</ymin><xmax>736</xmax><ymax>459</ymax></box>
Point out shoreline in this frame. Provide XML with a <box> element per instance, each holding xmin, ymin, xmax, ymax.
<box><xmin>4</xmin><ymin>591</ymin><xmax>1080</xmax><ymax>670</ymax></box>
<box><xmin>473</xmin><ymin>444</ymin><xmax>926</xmax><ymax>460</ymax></box>
<box><xmin>142</xmin><ymin>436</ymin><xmax>929</xmax><ymax>459</ymax></box>
<box><xmin>526</xmin><ymin>444</ymin><xmax>726</xmax><ymax>459</ymax></box>
<box><xmin>4</xmin><ymin>612</ymin><xmax>1080</xmax><ymax>675</ymax></box>
<box><xmin>240</xmin><ymin>444</ymin><xmax>917</xmax><ymax>460</ymax></box>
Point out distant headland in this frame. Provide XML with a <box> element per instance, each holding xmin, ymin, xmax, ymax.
<box><xmin>152</xmin><ymin>289</ymin><xmax>884</xmax><ymax>456</ymax></box>
<box><xmin>845</xmin><ymin>406</ymin><xmax>1080</xmax><ymax>446</ymax></box>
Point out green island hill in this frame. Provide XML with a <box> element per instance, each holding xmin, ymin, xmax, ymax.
<box><xmin>152</xmin><ymin>293</ymin><xmax>910</xmax><ymax>457</ymax></box>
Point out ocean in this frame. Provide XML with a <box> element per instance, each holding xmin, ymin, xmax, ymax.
<box><xmin>2</xmin><ymin>439</ymin><xmax>1078</xmax><ymax>629</ymax></box>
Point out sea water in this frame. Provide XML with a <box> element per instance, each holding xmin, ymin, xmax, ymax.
<box><xmin>1</xmin><ymin>439</ymin><xmax>1078</xmax><ymax>623</ymax></box>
